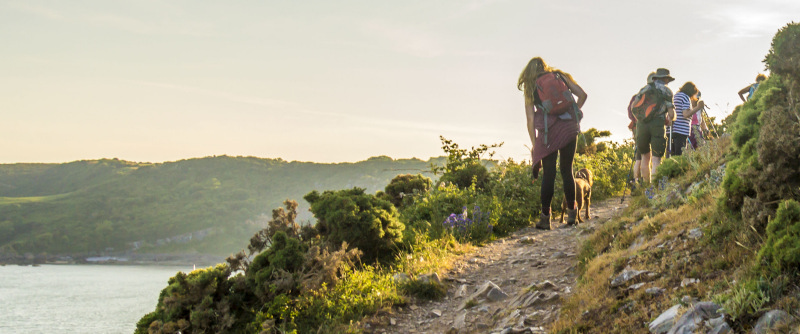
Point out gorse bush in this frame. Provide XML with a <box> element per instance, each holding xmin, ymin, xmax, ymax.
<box><xmin>757</xmin><ymin>199</ymin><xmax>800</xmax><ymax>276</ymax></box>
<box><xmin>304</xmin><ymin>187</ymin><xmax>404</xmax><ymax>264</ymax></box>
<box><xmin>381</xmin><ymin>173</ymin><xmax>432</xmax><ymax>207</ymax></box>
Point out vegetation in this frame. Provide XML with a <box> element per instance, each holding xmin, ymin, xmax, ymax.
<box><xmin>0</xmin><ymin>156</ymin><xmax>439</xmax><ymax>259</ymax></box>
<box><xmin>553</xmin><ymin>22</ymin><xmax>800</xmax><ymax>333</ymax></box>
<box><xmin>136</xmin><ymin>131</ymin><xmax>632</xmax><ymax>333</ymax></box>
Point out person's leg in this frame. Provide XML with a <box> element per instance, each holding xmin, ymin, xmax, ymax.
<box><xmin>633</xmin><ymin>159</ymin><xmax>641</xmax><ymax>181</ymax></box>
<box><xmin>641</xmin><ymin>152</ymin><xmax>652</xmax><ymax>183</ymax></box>
<box><xmin>540</xmin><ymin>151</ymin><xmax>559</xmax><ymax>214</ymax></box>
<box><xmin>636</xmin><ymin>122</ymin><xmax>653</xmax><ymax>183</ymax></box>
<box><xmin>559</xmin><ymin>139</ymin><xmax>577</xmax><ymax>210</ymax></box>
<box><xmin>559</xmin><ymin>140</ymin><xmax>578</xmax><ymax>224</ymax></box>
<box><xmin>650</xmin><ymin>121</ymin><xmax>667</xmax><ymax>177</ymax></box>
<box><xmin>672</xmin><ymin>133</ymin><xmax>688</xmax><ymax>156</ymax></box>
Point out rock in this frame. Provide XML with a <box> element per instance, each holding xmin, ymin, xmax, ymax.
<box><xmin>479</xmin><ymin>306</ymin><xmax>490</xmax><ymax>313</ymax></box>
<box><xmin>680</xmin><ymin>278</ymin><xmax>699</xmax><ymax>287</ymax></box>
<box><xmin>390</xmin><ymin>318</ymin><xmax>396</xmax><ymax>326</ymax></box>
<box><xmin>753</xmin><ymin>309</ymin><xmax>792</xmax><ymax>334</ymax></box>
<box><xmin>532</xmin><ymin>280</ymin><xmax>558</xmax><ymax>291</ymax></box>
<box><xmin>610</xmin><ymin>268</ymin><xmax>651</xmax><ymax>288</ymax></box>
<box><xmin>705</xmin><ymin>316</ymin><xmax>731</xmax><ymax>334</ymax></box>
<box><xmin>666</xmin><ymin>301</ymin><xmax>722</xmax><ymax>334</ymax></box>
<box><xmin>409</xmin><ymin>305</ymin><xmax>418</xmax><ymax>310</ymax></box>
<box><xmin>453</xmin><ymin>310</ymin><xmax>467</xmax><ymax>329</ymax></box>
<box><xmin>649</xmin><ymin>304</ymin><xmax>681</xmax><ymax>334</ymax></box>
<box><xmin>393</xmin><ymin>273</ymin><xmax>410</xmax><ymax>283</ymax></box>
<box><xmin>628</xmin><ymin>236</ymin><xmax>646</xmax><ymax>250</ymax></box>
<box><xmin>456</xmin><ymin>284</ymin><xmax>468</xmax><ymax>298</ymax></box>
<box><xmin>431</xmin><ymin>309</ymin><xmax>442</xmax><ymax>317</ymax></box>
<box><xmin>628</xmin><ymin>282</ymin><xmax>646</xmax><ymax>291</ymax></box>
<box><xmin>460</xmin><ymin>281</ymin><xmax>508</xmax><ymax>309</ymax></box>
<box><xmin>419</xmin><ymin>273</ymin><xmax>441</xmax><ymax>285</ymax></box>
<box><xmin>646</xmin><ymin>287</ymin><xmax>665</xmax><ymax>295</ymax></box>
<box><xmin>550</xmin><ymin>251</ymin><xmax>567</xmax><ymax>259</ymax></box>
<box><xmin>688</xmin><ymin>228</ymin><xmax>703</xmax><ymax>239</ymax></box>
<box><xmin>519</xmin><ymin>236</ymin><xmax>536</xmax><ymax>244</ymax></box>
<box><xmin>446</xmin><ymin>327</ymin><xmax>458</xmax><ymax>334</ymax></box>
<box><xmin>495</xmin><ymin>309</ymin><xmax>522</xmax><ymax>331</ymax></box>
<box><xmin>681</xmin><ymin>295</ymin><xmax>697</xmax><ymax>305</ymax></box>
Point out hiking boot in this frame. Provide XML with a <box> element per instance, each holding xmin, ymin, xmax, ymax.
<box><xmin>536</xmin><ymin>213</ymin><xmax>551</xmax><ymax>230</ymax></box>
<box><xmin>566</xmin><ymin>209</ymin><xmax>578</xmax><ymax>226</ymax></box>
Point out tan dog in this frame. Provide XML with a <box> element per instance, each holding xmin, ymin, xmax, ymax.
<box><xmin>560</xmin><ymin>168</ymin><xmax>593</xmax><ymax>224</ymax></box>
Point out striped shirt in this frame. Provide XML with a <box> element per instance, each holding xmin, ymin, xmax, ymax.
<box><xmin>671</xmin><ymin>92</ymin><xmax>692</xmax><ymax>136</ymax></box>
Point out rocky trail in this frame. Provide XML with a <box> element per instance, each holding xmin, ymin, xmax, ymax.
<box><xmin>367</xmin><ymin>197</ymin><xmax>628</xmax><ymax>334</ymax></box>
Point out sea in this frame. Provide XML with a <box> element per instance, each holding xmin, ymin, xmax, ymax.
<box><xmin>0</xmin><ymin>264</ymin><xmax>193</xmax><ymax>334</ymax></box>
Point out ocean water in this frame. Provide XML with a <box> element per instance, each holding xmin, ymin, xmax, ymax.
<box><xmin>0</xmin><ymin>264</ymin><xmax>192</xmax><ymax>334</ymax></box>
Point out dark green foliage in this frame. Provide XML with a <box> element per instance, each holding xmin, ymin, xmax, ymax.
<box><xmin>765</xmin><ymin>22</ymin><xmax>800</xmax><ymax>79</ymax></box>
<box><xmin>135</xmin><ymin>264</ymin><xmax>251</xmax><ymax>334</ymax></box>
<box><xmin>383</xmin><ymin>174</ymin><xmax>432</xmax><ymax>207</ymax></box>
<box><xmin>576</xmin><ymin>128</ymin><xmax>612</xmax><ymax>155</ymax></box>
<box><xmin>247</xmin><ymin>231</ymin><xmax>307</xmax><ymax>301</ymax></box>
<box><xmin>304</xmin><ymin>188</ymin><xmax>404</xmax><ymax>263</ymax></box>
<box><xmin>433</xmin><ymin>136</ymin><xmax>501</xmax><ymax>189</ymax></box>
<box><xmin>758</xmin><ymin>200</ymin><xmax>800</xmax><ymax>276</ymax></box>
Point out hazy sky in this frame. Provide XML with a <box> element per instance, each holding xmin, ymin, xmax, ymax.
<box><xmin>2</xmin><ymin>1</ymin><xmax>797</xmax><ymax>164</ymax></box>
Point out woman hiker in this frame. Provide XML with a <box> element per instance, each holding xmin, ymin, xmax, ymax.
<box><xmin>670</xmin><ymin>81</ymin><xmax>705</xmax><ymax>156</ymax></box>
<box><xmin>518</xmin><ymin>57</ymin><xmax>587</xmax><ymax>230</ymax></box>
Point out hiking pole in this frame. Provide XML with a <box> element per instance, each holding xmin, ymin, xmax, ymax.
<box><xmin>667</xmin><ymin>124</ymin><xmax>673</xmax><ymax>158</ymax></box>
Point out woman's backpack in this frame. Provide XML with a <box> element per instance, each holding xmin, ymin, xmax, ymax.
<box><xmin>534</xmin><ymin>72</ymin><xmax>582</xmax><ymax>145</ymax></box>
<box><xmin>535</xmin><ymin>72</ymin><xmax>576</xmax><ymax>116</ymax></box>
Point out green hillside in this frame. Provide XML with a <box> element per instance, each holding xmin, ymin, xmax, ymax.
<box><xmin>0</xmin><ymin>155</ymin><xmax>441</xmax><ymax>259</ymax></box>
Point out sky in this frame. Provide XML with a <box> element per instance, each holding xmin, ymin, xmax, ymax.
<box><xmin>1</xmin><ymin>0</ymin><xmax>797</xmax><ymax>164</ymax></box>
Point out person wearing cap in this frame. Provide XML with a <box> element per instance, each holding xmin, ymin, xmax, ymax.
<box><xmin>627</xmin><ymin>72</ymin><xmax>656</xmax><ymax>184</ymax></box>
<box><xmin>738</xmin><ymin>74</ymin><xmax>767</xmax><ymax>102</ymax></box>
<box><xmin>636</xmin><ymin>68</ymin><xmax>675</xmax><ymax>183</ymax></box>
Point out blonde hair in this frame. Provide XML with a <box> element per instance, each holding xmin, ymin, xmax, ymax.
<box><xmin>517</xmin><ymin>57</ymin><xmax>574</xmax><ymax>105</ymax></box>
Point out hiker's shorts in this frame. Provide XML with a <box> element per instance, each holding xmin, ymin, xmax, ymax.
<box><xmin>636</xmin><ymin>118</ymin><xmax>666</xmax><ymax>158</ymax></box>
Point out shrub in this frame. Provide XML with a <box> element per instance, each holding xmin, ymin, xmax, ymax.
<box><xmin>757</xmin><ymin>200</ymin><xmax>800</xmax><ymax>276</ymax></box>
<box><xmin>246</xmin><ymin>231</ymin><xmax>307</xmax><ymax>300</ymax></box>
<box><xmin>655</xmin><ymin>155</ymin><xmax>689</xmax><ymax>179</ymax></box>
<box><xmin>433</xmin><ymin>136</ymin><xmax>501</xmax><ymax>189</ymax></box>
<box><xmin>135</xmin><ymin>264</ymin><xmax>251</xmax><ymax>334</ymax></box>
<box><xmin>304</xmin><ymin>188</ymin><xmax>404</xmax><ymax>264</ymax></box>
<box><xmin>383</xmin><ymin>173</ymin><xmax>432</xmax><ymax>207</ymax></box>
<box><xmin>765</xmin><ymin>22</ymin><xmax>800</xmax><ymax>80</ymax></box>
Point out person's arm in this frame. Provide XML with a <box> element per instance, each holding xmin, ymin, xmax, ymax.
<box><xmin>738</xmin><ymin>85</ymin><xmax>751</xmax><ymax>102</ymax></box>
<box><xmin>682</xmin><ymin>100</ymin><xmax>705</xmax><ymax>118</ymax></box>
<box><xmin>525</xmin><ymin>101</ymin><xmax>536</xmax><ymax>146</ymax></box>
<box><xmin>563</xmin><ymin>76</ymin><xmax>587</xmax><ymax>109</ymax></box>
<box><xmin>666</xmin><ymin>107</ymin><xmax>675</xmax><ymax>126</ymax></box>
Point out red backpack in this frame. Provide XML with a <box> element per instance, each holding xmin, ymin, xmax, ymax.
<box><xmin>535</xmin><ymin>72</ymin><xmax>576</xmax><ymax>115</ymax></box>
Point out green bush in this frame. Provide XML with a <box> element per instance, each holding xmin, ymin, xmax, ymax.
<box><xmin>757</xmin><ymin>200</ymin><xmax>800</xmax><ymax>276</ymax></box>
<box><xmin>247</xmin><ymin>231</ymin><xmax>307</xmax><ymax>301</ymax></box>
<box><xmin>382</xmin><ymin>173</ymin><xmax>432</xmax><ymax>207</ymax></box>
<box><xmin>304</xmin><ymin>188</ymin><xmax>404</xmax><ymax>264</ymax></box>
<box><xmin>433</xmin><ymin>136</ymin><xmax>501</xmax><ymax>189</ymax></box>
<box><xmin>135</xmin><ymin>264</ymin><xmax>251</xmax><ymax>334</ymax></box>
<box><xmin>765</xmin><ymin>22</ymin><xmax>800</xmax><ymax>79</ymax></box>
<box><xmin>655</xmin><ymin>155</ymin><xmax>689</xmax><ymax>179</ymax></box>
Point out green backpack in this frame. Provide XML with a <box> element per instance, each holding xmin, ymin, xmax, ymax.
<box><xmin>630</xmin><ymin>83</ymin><xmax>667</xmax><ymax>122</ymax></box>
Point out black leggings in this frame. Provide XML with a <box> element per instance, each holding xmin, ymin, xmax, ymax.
<box><xmin>541</xmin><ymin>139</ymin><xmax>577</xmax><ymax>214</ymax></box>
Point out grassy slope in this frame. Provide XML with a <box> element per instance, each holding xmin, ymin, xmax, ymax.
<box><xmin>0</xmin><ymin>155</ymin><xmax>441</xmax><ymax>257</ymax></box>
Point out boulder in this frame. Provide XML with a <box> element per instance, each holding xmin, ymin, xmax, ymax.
<box><xmin>419</xmin><ymin>273</ymin><xmax>441</xmax><ymax>285</ymax></box>
<box><xmin>667</xmin><ymin>301</ymin><xmax>722</xmax><ymax>334</ymax></box>
<box><xmin>610</xmin><ymin>268</ymin><xmax>651</xmax><ymax>288</ymax></box>
<box><xmin>392</xmin><ymin>273</ymin><xmax>410</xmax><ymax>284</ymax></box>
<box><xmin>753</xmin><ymin>310</ymin><xmax>792</xmax><ymax>334</ymax></box>
<box><xmin>649</xmin><ymin>304</ymin><xmax>681</xmax><ymax>334</ymax></box>
<box><xmin>460</xmin><ymin>281</ymin><xmax>508</xmax><ymax>309</ymax></box>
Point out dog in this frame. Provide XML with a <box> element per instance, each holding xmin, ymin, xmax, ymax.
<box><xmin>560</xmin><ymin>168</ymin><xmax>593</xmax><ymax>224</ymax></box>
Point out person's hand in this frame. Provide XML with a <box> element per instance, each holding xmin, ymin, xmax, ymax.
<box><xmin>697</xmin><ymin>100</ymin><xmax>705</xmax><ymax>109</ymax></box>
<box><xmin>531</xmin><ymin>161</ymin><xmax>541</xmax><ymax>182</ymax></box>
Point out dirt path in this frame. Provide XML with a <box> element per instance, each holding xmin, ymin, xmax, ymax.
<box><xmin>369</xmin><ymin>197</ymin><xmax>628</xmax><ymax>334</ymax></box>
